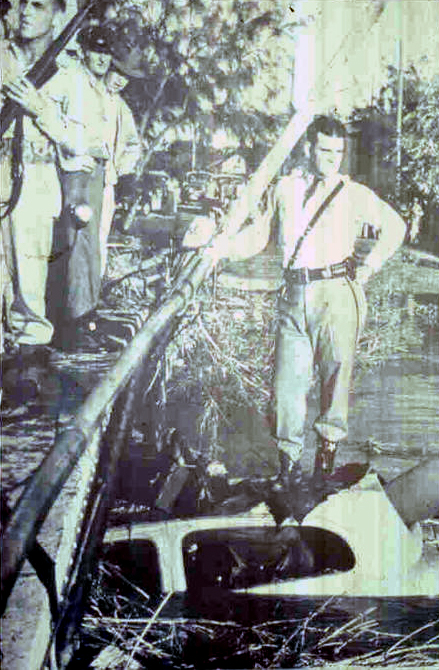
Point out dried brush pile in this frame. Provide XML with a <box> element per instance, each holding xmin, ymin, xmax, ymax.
<box><xmin>78</xmin><ymin>562</ymin><xmax>439</xmax><ymax>669</ymax></box>
<box><xmin>103</xmin><ymin>238</ymin><xmax>167</xmax><ymax>312</ymax></box>
<box><xmin>166</xmin><ymin>279</ymin><xmax>277</xmax><ymax>448</ymax></box>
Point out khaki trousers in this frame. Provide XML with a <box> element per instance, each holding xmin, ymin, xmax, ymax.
<box><xmin>1</xmin><ymin>162</ymin><xmax>61</xmax><ymax>346</ymax></box>
<box><xmin>275</xmin><ymin>276</ymin><xmax>367</xmax><ymax>460</ymax></box>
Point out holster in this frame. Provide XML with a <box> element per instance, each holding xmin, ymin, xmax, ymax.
<box><xmin>346</xmin><ymin>255</ymin><xmax>358</xmax><ymax>281</ymax></box>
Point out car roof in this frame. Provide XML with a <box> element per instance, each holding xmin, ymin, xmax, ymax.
<box><xmin>186</xmin><ymin>171</ymin><xmax>213</xmax><ymax>178</ymax></box>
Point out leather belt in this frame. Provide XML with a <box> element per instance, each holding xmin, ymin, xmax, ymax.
<box><xmin>284</xmin><ymin>258</ymin><xmax>356</xmax><ymax>284</ymax></box>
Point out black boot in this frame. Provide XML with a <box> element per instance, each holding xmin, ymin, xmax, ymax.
<box><xmin>314</xmin><ymin>438</ymin><xmax>338</xmax><ymax>479</ymax></box>
<box><xmin>268</xmin><ymin>452</ymin><xmax>305</xmax><ymax>524</ymax></box>
<box><xmin>273</xmin><ymin>451</ymin><xmax>302</xmax><ymax>493</ymax></box>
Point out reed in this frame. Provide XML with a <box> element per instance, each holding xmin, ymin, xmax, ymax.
<box><xmin>80</xmin><ymin>562</ymin><xmax>439</xmax><ymax>668</ymax></box>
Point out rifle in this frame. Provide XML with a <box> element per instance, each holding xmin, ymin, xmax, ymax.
<box><xmin>0</xmin><ymin>1</ymin><xmax>97</xmax><ymax>328</ymax></box>
<box><xmin>0</xmin><ymin>0</ymin><xmax>97</xmax><ymax>139</ymax></box>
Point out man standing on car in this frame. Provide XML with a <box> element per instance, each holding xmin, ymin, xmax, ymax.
<box><xmin>188</xmin><ymin>115</ymin><xmax>406</xmax><ymax>486</ymax></box>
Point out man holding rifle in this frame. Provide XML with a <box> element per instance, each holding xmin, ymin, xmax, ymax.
<box><xmin>0</xmin><ymin>0</ymin><xmax>99</xmax><ymax>368</ymax></box>
<box><xmin>187</xmin><ymin>115</ymin><xmax>406</xmax><ymax>489</ymax></box>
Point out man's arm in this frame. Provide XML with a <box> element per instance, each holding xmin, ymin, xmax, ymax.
<box><xmin>3</xmin><ymin>63</ymin><xmax>109</xmax><ymax>162</ymax></box>
<box><xmin>353</xmin><ymin>184</ymin><xmax>406</xmax><ymax>283</ymax></box>
<box><xmin>4</xmin><ymin>77</ymin><xmax>81</xmax><ymax>151</ymax></box>
<box><xmin>184</xmin><ymin>183</ymin><xmax>275</xmax><ymax>264</ymax></box>
<box><xmin>208</xmin><ymin>208</ymin><xmax>272</xmax><ymax>263</ymax></box>
<box><xmin>114</xmin><ymin>98</ymin><xmax>141</xmax><ymax>177</ymax></box>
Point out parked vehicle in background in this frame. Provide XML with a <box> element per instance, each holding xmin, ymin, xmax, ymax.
<box><xmin>180</xmin><ymin>171</ymin><xmax>218</xmax><ymax>213</ymax></box>
<box><xmin>142</xmin><ymin>171</ymin><xmax>178</xmax><ymax>216</ymax></box>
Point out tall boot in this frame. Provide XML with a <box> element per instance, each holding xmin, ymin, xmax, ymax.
<box><xmin>314</xmin><ymin>438</ymin><xmax>338</xmax><ymax>479</ymax></box>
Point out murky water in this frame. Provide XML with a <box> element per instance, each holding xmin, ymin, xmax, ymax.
<box><xmin>350</xmin><ymin>354</ymin><xmax>439</xmax><ymax>448</ymax></box>
<box><xmin>0</xmin><ymin>351</ymin><xmax>117</xmax><ymax>498</ymax></box>
<box><xmin>193</xmin><ymin>332</ymin><xmax>439</xmax><ymax>482</ymax></box>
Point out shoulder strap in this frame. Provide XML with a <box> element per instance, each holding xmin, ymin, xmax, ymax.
<box><xmin>287</xmin><ymin>179</ymin><xmax>345</xmax><ymax>269</ymax></box>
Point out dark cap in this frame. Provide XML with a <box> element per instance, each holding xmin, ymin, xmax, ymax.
<box><xmin>77</xmin><ymin>26</ymin><xmax>113</xmax><ymax>54</ymax></box>
<box><xmin>111</xmin><ymin>45</ymin><xmax>144</xmax><ymax>78</ymax></box>
<box><xmin>1</xmin><ymin>0</ymin><xmax>12</xmax><ymax>18</ymax></box>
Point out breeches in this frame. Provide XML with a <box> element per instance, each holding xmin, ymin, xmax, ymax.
<box><xmin>275</xmin><ymin>277</ymin><xmax>367</xmax><ymax>448</ymax></box>
<box><xmin>0</xmin><ymin>163</ymin><xmax>61</xmax><ymax>345</ymax></box>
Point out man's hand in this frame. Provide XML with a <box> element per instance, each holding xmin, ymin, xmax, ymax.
<box><xmin>182</xmin><ymin>215</ymin><xmax>216</xmax><ymax>249</ymax></box>
<box><xmin>62</xmin><ymin>155</ymin><xmax>97</xmax><ymax>174</ymax></box>
<box><xmin>3</xmin><ymin>77</ymin><xmax>45</xmax><ymax>117</ymax></box>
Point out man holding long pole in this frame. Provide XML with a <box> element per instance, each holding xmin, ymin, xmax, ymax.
<box><xmin>187</xmin><ymin>114</ymin><xmax>406</xmax><ymax>488</ymax></box>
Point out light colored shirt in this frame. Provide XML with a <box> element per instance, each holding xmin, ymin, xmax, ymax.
<box><xmin>56</xmin><ymin>58</ymin><xmax>141</xmax><ymax>185</ymax></box>
<box><xmin>55</xmin><ymin>57</ymin><xmax>116</xmax><ymax>172</ymax></box>
<box><xmin>105</xmin><ymin>93</ymin><xmax>141</xmax><ymax>185</ymax></box>
<box><xmin>0</xmin><ymin>41</ymin><xmax>99</xmax><ymax>160</ymax></box>
<box><xmin>1</xmin><ymin>41</ymin><xmax>99</xmax><ymax>205</ymax></box>
<box><xmin>217</xmin><ymin>169</ymin><xmax>406</xmax><ymax>274</ymax></box>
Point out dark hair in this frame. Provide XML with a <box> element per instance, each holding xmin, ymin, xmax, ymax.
<box><xmin>306</xmin><ymin>115</ymin><xmax>346</xmax><ymax>145</ymax></box>
<box><xmin>18</xmin><ymin>0</ymin><xmax>66</xmax><ymax>10</ymax></box>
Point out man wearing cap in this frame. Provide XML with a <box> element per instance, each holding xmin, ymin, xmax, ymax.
<box><xmin>47</xmin><ymin>26</ymin><xmax>118</xmax><ymax>348</ymax></box>
<box><xmin>47</xmin><ymin>29</ymin><xmax>141</xmax><ymax>348</ymax></box>
<box><xmin>0</xmin><ymin>0</ymin><xmax>101</xmax><ymax>365</ymax></box>
<box><xmin>99</xmin><ymin>48</ymin><xmax>142</xmax><ymax>276</ymax></box>
<box><xmin>188</xmin><ymin>115</ymin><xmax>406</xmax><ymax>488</ymax></box>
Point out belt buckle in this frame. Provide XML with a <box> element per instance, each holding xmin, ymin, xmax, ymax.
<box><xmin>302</xmin><ymin>267</ymin><xmax>309</xmax><ymax>283</ymax></box>
<box><xmin>321</xmin><ymin>266</ymin><xmax>332</xmax><ymax>279</ymax></box>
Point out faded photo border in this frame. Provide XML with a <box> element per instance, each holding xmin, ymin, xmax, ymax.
<box><xmin>1</xmin><ymin>1</ymin><xmax>439</xmax><ymax>668</ymax></box>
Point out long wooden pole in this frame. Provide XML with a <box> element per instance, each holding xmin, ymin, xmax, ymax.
<box><xmin>218</xmin><ymin>111</ymin><xmax>312</xmax><ymax>238</ymax></box>
<box><xmin>1</xmin><ymin>0</ymin><xmax>389</xmax><ymax>611</ymax></box>
<box><xmin>0</xmin><ymin>251</ymin><xmax>207</xmax><ymax>602</ymax></box>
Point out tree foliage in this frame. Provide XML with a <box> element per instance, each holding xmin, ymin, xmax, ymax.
<box><xmin>351</xmin><ymin>66</ymin><xmax>439</xmax><ymax>246</ymax></box>
<box><xmin>90</xmin><ymin>0</ymin><xmax>298</xmax><ymax>174</ymax></box>
<box><xmin>383</xmin><ymin>67</ymin><xmax>439</xmax><ymax>204</ymax></box>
